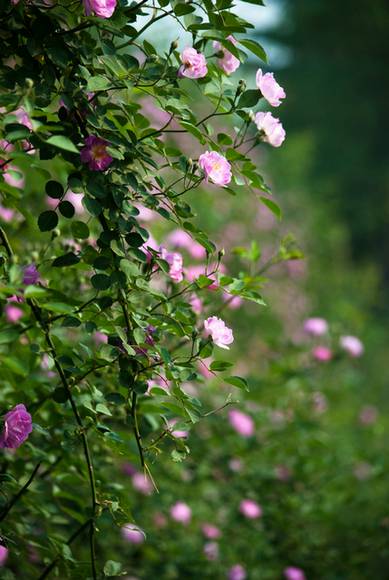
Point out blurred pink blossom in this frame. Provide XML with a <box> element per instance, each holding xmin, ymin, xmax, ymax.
<box><xmin>93</xmin><ymin>331</ymin><xmax>108</xmax><ymax>345</ymax></box>
<box><xmin>160</xmin><ymin>247</ymin><xmax>184</xmax><ymax>283</ymax></box>
<box><xmin>229</xmin><ymin>458</ymin><xmax>243</xmax><ymax>472</ymax></box>
<box><xmin>132</xmin><ymin>472</ymin><xmax>153</xmax><ymax>495</ymax></box>
<box><xmin>0</xmin><ymin>205</ymin><xmax>16</xmax><ymax>222</ymax></box>
<box><xmin>275</xmin><ymin>465</ymin><xmax>292</xmax><ymax>482</ymax></box>
<box><xmin>303</xmin><ymin>317</ymin><xmax>328</xmax><ymax>336</ymax></box>
<box><xmin>202</xmin><ymin>523</ymin><xmax>221</xmax><ymax>540</ymax></box>
<box><xmin>340</xmin><ymin>335</ymin><xmax>364</xmax><ymax>357</ymax></box>
<box><xmin>228</xmin><ymin>409</ymin><xmax>255</xmax><ymax>437</ymax></box>
<box><xmin>203</xmin><ymin>541</ymin><xmax>219</xmax><ymax>561</ymax></box>
<box><xmin>189</xmin><ymin>294</ymin><xmax>203</xmax><ymax>315</ymax></box>
<box><xmin>359</xmin><ymin>405</ymin><xmax>378</xmax><ymax>426</ymax></box>
<box><xmin>228</xmin><ymin>564</ymin><xmax>247</xmax><ymax>580</ymax></box>
<box><xmin>312</xmin><ymin>345</ymin><xmax>332</xmax><ymax>362</ymax></box>
<box><xmin>4</xmin><ymin>304</ymin><xmax>23</xmax><ymax>323</ymax></box>
<box><xmin>239</xmin><ymin>499</ymin><xmax>262</xmax><ymax>519</ymax></box>
<box><xmin>121</xmin><ymin>524</ymin><xmax>145</xmax><ymax>544</ymax></box>
<box><xmin>166</xmin><ymin>229</ymin><xmax>206</xmax><ymax>259</ymax></box>
<box><xmin>284</xmin><ymin>567</ymin><xmax>306</xmax><ymax>580</ymax></box>
<box><xmin>0</xmin><ymin>546</ymin><xmax>8</xmax><ymax>567</ymax></box>
<box><xmin>312</xmin><ymin>391</ymin><xmax>328</xmax><ymax>414</ymax></box>
<box><xmin>170</xmin><ymin>501</ymin><xmax>192</xmax><ymax>524</ymax></box>
<box><xmin>256</xmin><ymin>69</ymin><xmax>286</xmax><ymax>107</ymax></box>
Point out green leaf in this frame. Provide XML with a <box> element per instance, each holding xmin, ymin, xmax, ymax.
<box><xmin>225</xmin><ymin>375</ymin><xmax>249</xmax><ymax>391</ymax></box>
<box><xmin>260</xmin><ymin>196</ymin><xmax>282</xmax><ymax>220</ymax></box>
<box><xmin>87</xmin><ymin>76</ymin><xmax>111</xmax><ymax>92</ymax></box>
<box><xmin>46</xmin><ymin>136</ymin><xmax>79</xmax><ymax>153</ymax></box>
<box><xmin>0</xmin><ymin>329</ymin><xmax>19</xmax><ymax>344</ymax></box>
<box><xmin>71</xmin><ymin>221</ymin><xmax>90</xmax><ymax>239</ymax></box>
<box><xmin>52</xmin><ymin>252</ymin><xmax>80</xmax><ymax>267</ymax></box>
<box><xmin>45</xmin><ymin>180</ymin><xmax>64</xmax><ymax>199</ymax></box>
<box><xmin>59</xmin><ymin>200</ymin><xmax>75</xmax><ymax>219</ymax></box>
<box><xmin>91</xmin><ymin>274</ymin><xmax>112</xmax><ymax>290</ymax></box>
<box><xmin>104</xmin><ymin>560</ymin><xmax>123</xmax><ymax>577</ymax></box>
<box><xmin>238</xmin><ymin>90</ymin><xmax>260</xmax><ymax>109</ymax></box>
<box><xmin>239</xmin><ymin>38</ymin><xmax>267</xmax><ymax>62</ymax></box>
<box><xmin>38</xmin><ymin>210</ymin><xmax>58</xmax><ymax>232</ymax></box>
<box><xmin>210</xmin><ymin>360</ymin><xmax>234</xmax><ymax>372</ymax></box>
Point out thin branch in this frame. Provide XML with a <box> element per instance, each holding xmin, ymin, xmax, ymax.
<box><xmin>0</xmin><ymin>462</ymin><xmax>42</xmax><ymax>522</ymax></box>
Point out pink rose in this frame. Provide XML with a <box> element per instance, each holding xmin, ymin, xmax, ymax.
<box><xmin>303</xmin><ymin>317</ymin><xmax>328</xmax><ymax>336</ymax></box>
<box><xmin>312</xmin><ymin>345</ymin><xmax>332</xmax><ymax>362</ymax></box>
<box><xmin>201</xmin><ymin>523</ymin><xmax>221</xmax><ymax>539</ymax></box>
<box><xmin>213</xmin><ymin>36</ymin><xmax>240</xmax><ymax>75</ymax></box>
<box><xmin>340</xmin><ymin>335</ymin><xmax>364</xmax><ymax>357</ymax></box>
<box><xmin>179</xmin><ymin>47</ymin><xmax>208</xmax><ymax>79</ymax></box>
<box><xmin>0</xmin><ymin>404</ymin><xmax>33</xmax><ymax>449</ymax></box>
<box><xmin>228</xmin><ymin>564</ymin><xmax>247</xmax><ymax>580</ymax></box>
<box><xmin>170</xmin><ymin>501</ymin><xmax>192</xmax><ymax>524</ymax></box>
<box><xmin>239</xmin><ymin>499</ymin><xmax>262</xmax><ymax>519</ymax></box>
<box><xmin>132</xmin><ymin>472</ymin><xmax>153</xmax><ymax>495</ymax></box>
<box><xmin>256</xmin><ymin>68</ymin><xmax>286</xmax><ymax>107</ymax></box>
<box><xmin>203</xmin><ymin>541</ymin><xmax>219</xmax><ymax>561</ymax></box>
<box><xmin>83</xmin><ymin>0</ymin><xmax>116</xmax><ymax>18</ymax></box>
<box><xmin>204</xmin><ymin>316</ymin><xmax>234</xmax><ymax>349</ymax></box>
<box><xmin>121</xmin><ymin>524</ymin><xmax>145</xmax><ymax>544</ymax></box>
<box><xmin>80</xmin><ymin>136</ymin><xmax>113</xmax><ymax>171</ymax></box>
<box><xmin>167</xmin><ymin>229</ymin><xmax>206</xmax><ymax>259</ymax></box>
<box><xmin>4</xmin><ymin>304</ymin><xmax>23</xmax><ymax>324</ymax></box>
<box><xmin>189</xmin><ymin>294</ymin><xmax>203</xmax><ymax>315</ymax></box>
<box><xmin>0</xmin><ymin>546</ymin><xmax>8</xmax><ymax>567</ymax></box>
<box><xmin>160</xmin><ymin>247</ymin><xmax>184</xmax><ymax>283</ymax></box>
<box><xmin>284</xmin><ymin>567</ymin><xmax>306</xmax><ymax>580</ymax></box>
<box><xmin>255</xmin><ymin>112</ymin><xmax>286</xmax><ymax>148</ymax></box>
<box><xmin>198</xmin><ymin>151</ymin><xmax>232</xmax><ymax>186</ymax></box>
<box><xmin>228</xmin><ymin>409</ymin><xmax>254</xmax><ymax>437</ymax></box>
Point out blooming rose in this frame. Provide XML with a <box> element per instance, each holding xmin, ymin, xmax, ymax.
<box><xmin>284</xmin><ymin>567</ymin><xmax>306</xmax><ymax>580</ymax></box>
<box><xmin>179</xmin><ymin>47</ymin><xmax>208</xmax><ymax>79</ymax></box>
<box><xmin>0</xmin><ymin>404</ymin><xmax>33</xmax><ymax>449</ymax></box>
<box><xmin>0</xmin><ymin>546</ymin><xmax>8</xmax><ymax>567</ymax></box>
<box><xmin>170</xmin><ymin>501</ymin><xmax>192</xmax><ymax>524</ymax></box>
<box><xmin>204</xmin><ymin>316</ymin><xmax>234</xmax><ymax>349</ymax></box>
<box><xmin>303</xmin><ymin>317</ymin><xmax>328</xmax><ymax>336</ymax></box>
<box><xmin>255</xmin><ymin>112</ymin><xmax>286</xmax><ymax>148</ymax></box>
<box><xmin>213</xmin><ymin>36</ymin><xmax>240</xmax><ymax>75</ymax></box>
<box><xmin>228</xmin><ymin>564</ymin><xmax>247</xmax><ymax>580</ymax></box>
<box><xmin>80</xmin><ymin>135</ymin><xmax>113</xmax><ymax>171</ymax></box>
<box><xmin>256</xmin><ymin>68</ymin><xmax>286</xmax><ymax>107</ymax></box>
<box><xmin>160</xmin><ymin>248</ymin><xmax>184</xmax><ymax>283</ymax></box>
<box><xmin>83</xmin><ymin>0</ymin><xmax>116</xmax><ymax>18</ymax></box>
<box><xmin>239</xmin><ymin>499</ymin><xmax>262</xmax><ymax>519</ymax></box>
<box><xmin>228</xmin><ymin>409</ymin><xmax>255</xmax><ymax>437</ymax></box>
<box><xmin>312</xmin><ymin>345</ymin><xmax>332</xmax><ymax>362</ymax></box>
<box><xmin>23</xmin><ymin>264</ymin><xmax>39</xmax><ymax>285</ymax></box>
<box><xmin>121</xmin><ymin>524</ymin><xmax>145</xmax><ymax>544</ymax></box>
<box><xmin>340</xmin><ymin>335</ymin><xmax>364</xmax><ymax>357</ymax></box>
<box><xmin>198</xmin><ymin>151</ymin><xmax>232</xmax><ymax>186</ymax></box>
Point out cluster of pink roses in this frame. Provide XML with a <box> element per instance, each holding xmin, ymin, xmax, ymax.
<box><xmin>179</xmin><ymin>36</ymin><xmax>240</xmax><ymax>79</ymax></box>
<box><xmin>254</xmin><ymin>69</ymin><xmax>286</xmax><ymax>148</ymax></box>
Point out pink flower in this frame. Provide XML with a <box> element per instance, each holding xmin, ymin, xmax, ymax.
<box><xmin>228</xmin><ymin>564</ymin><xmax>247</xmax><ymax>580</ymax></box>
<box><xmin>223</xmin><ymin>292</ymin><xmax>243</xmax><ymax>310</ymax></box>
<box><xmin>0</xmin><ymin>206</ymin><xmax>16</xmax><ymax>222</ymax></box>
<box><xmin>0</xmin><ymin>546</ymin><xmax>8</xmax><ymax>567</ymax></box>
<box><xmin>168</xmin><ymin>419</ymin><xmax>188</xmax><ymax>439</ymax></box>
<box><xmin>170</xmin><ymin>501</ymin><xmax>192</xmax><ymax>524</ymax></box>
<box><xmin>213</xmin><ymin>36</ymin><xmax>240</xmax><ymax>75</ymax></box>
<box><xmin>312</xmin><ymin>345</ymin><xmax>332</xmax><ymax>362</ymax></box>
<box><xmin>4</xmin><ymin>304</ymin><xmax>23</xmax><ymax>324</ymax></box>
<box><xmin>255</xmin><ymin>112</ymin><xmax>286</xmax><ymax>147</ymax></box>
<box><xmin>167</xmin><ymin>229</ymin><xmax>206</xmax><ymax>259</ymax></box>
<box><xmin>202</xmin><ymin>523</ymin><xmax>221</xmax><ymax>540</ymax></box>
<box><xmin>93</xmin><ymin>331</ymin><xmax>108</xmax><ymax>345</ymax></box>
<box><xmin>189</xmin><ymin>294</ymin><xmax>203</xmax><ymax>315</ymax></box>
<box><xmin>83</xmin><ymin>0</ymin><xmax>116</xmax><ymax>18</ymax></box>
<box><xmin>13</xmin><ymin>107</ymin><xmax>33</xmax><ymax>130</ymax></box>
<box><xmin>198</xmin><ymin>151</ymin><xmax>232</xmax><ymax>186</ymax></box>
<box><xmin>359</xmin><ymin>405</ymin><xmax>378</xmax><ymax>426</ymax></box>
<box><xmin>228</xmin><ymin>409</ymin><xmax>254</xmax><ymax>437</ymax></box>
<box><xmin>204</xmin><ymin>316</ymin><xmax>234</xmax><ymax>349</ymax></box>
<box><xmin>303</xmin><ymin>317</ymin><xmax>328</xmax><ymax>336</ymax></box>
<box><xmin>80</xmin><ymin>136</ymin><xmax>113</xmax><ymax>171</ymax></box>
<box><xmin>256</xmin><ymin>68</ymin><xmax>286</xmax><ymax>107</ymax></box>
<box><xmin>121</xmin><ymin>524</ymin><xmax>145</xmax><ymax>544</ymax></box>
<box><xmin>3</xmin><ymin>165</ymin><xmax>25</xmax><ymax>189</ymax></box>
<box><xmin>239</xmin><ymin>499</ymin><xmax>262</xmax><ymax>519</ymax></box>
<box><xmin>179</xmin><ymin>47</ymin><xmax>208</xmax><ymax>79</ymax></box>
<box><xmin>204</xmin><ymin>541</ymin><xmax>219</xmax><ymax>561</ymax></box>
<box><xmin>23</xmin><ymin>264</ymin><xmax>39</xmax><ymax>285</ymax></box>
<box><xmin>340</xmin><ymin>335</ymin><xmax>364</xmax><ymax>357</ymax></box>
<box><xmin>132</xmin><ymin>472</ymin><xmax>153</xmax><ymax>495</ymax></box>
<box><xmin>284</xmin><ymin>567</ymin><xmax>306</xmax><ymax>580</ymax></box>
<box><xmin>160</xmin><ymin>247</ymin><xmax>184</xmax><ymax>283</ymax></box>
<box><xmin>0</xmin><ymin>404</ymin><xmax>33</xmax><ymax>449</ymax></box>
